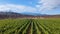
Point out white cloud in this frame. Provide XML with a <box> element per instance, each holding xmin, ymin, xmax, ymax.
<box><xmin>36</xmin><ymin>0</ymin><xmax>60</xmax><ymax>11</ymax></box>
<box><xmin>0</xmin><ymin>4</ymin><xmax>37</xmax><ymax>13</ymax></box>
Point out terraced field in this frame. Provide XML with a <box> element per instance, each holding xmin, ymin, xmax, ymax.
<box><xmin>0</xmin><ymin>18</ymin><xmax>60</xmax><ymax>34</ymax></box>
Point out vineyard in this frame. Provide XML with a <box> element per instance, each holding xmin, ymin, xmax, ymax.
<box><xmin>0</xmin><ymin>18</ymin><xmax>60</xmax><ymax>34</ymax></box>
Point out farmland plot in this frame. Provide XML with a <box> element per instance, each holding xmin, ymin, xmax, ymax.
<box><xmin>0</xmin><ymin>18</ymin><xmax>60</xmax><ymax>34</ymax></box>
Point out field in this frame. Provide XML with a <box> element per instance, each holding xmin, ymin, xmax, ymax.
<box><xmin>0</xmin><ymin>18</ymin><xmax>60</xmax><ymax>34</ymax></box>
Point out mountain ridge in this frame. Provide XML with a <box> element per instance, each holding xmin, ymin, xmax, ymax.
<box><xmin>0</xmin><ymin>11</ymin><xmax>60</xmax><ymax>19</ymax></box>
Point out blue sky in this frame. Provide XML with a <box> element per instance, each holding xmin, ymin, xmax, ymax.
<box><xmin>0</xmin><ymin>0</ymin><xmax>60</xmax><ymax>15</ymax></box>
<box><xmin>0</xmin><ymin>0</ymin><xmax>37</xmax><ymax>7</ymax></box>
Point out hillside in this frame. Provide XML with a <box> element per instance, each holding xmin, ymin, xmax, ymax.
<box><xmin>0</xmin><ymin>11</ymin><xmax>60</xmax><ymax>19</ymax></box>
<box><xmin>0</xmin><ymin>12</ymin><xmax>35</xmax><ymax>19</ymax></box>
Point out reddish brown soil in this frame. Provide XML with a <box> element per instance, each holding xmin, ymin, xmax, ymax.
<box><xmin>26</xmin><ymin>23</ymin><xmax>31</xmax><ymax>34</ymax></box>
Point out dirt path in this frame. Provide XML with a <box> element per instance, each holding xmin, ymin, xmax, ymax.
<box><xmin>26</xmin><ymin>23</ymin><xmax>31</xmax><ymax>34</ymax></box>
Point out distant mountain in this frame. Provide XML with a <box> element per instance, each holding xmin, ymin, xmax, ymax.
<box><xmin>0</xmin><ymin>10</ymin><xmax>49</xmax><ymax>17</ymax></box>
<box><xmin>0</xmin><ymin>11</ymin><xmax>60</xmax><ymax>19</ymax></box>
<box><xmin>0</xmin><ymin>11</ymin><xmax>35</xmax><ymax>19</ymax></box>
<box><xmin>0</xmin><ymin>12</ymin><xmax>23</xmax><ymax>18</ymax></box>
<box><xmin>21</xmin><ymin>12</ymin><xmax>47</xmax><ymax>16</ymax></box>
